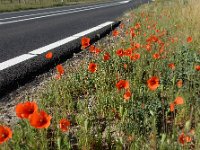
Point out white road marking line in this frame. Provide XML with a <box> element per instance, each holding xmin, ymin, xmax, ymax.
<box><xmin>0</xmin><ymin>21</ymin><xmax>114</xmax><ymax>71</ymax></box>
<box><xmin>0</xmin><ymin>1</ymin><xmax>128</xmax><ymax>25</ymax></box>
<box><xmin>119</xmin><ymin>0</ymin><xmax>131</xmax><ymax>4</ymax></box>
<box><xmin>0</xmin><ymin>54</ymin><xmax>36</xmax><ymax>71</ymax></box>
<box><xmin>29</xmin><ymin>21</ymin><xmax>114</xmax><ymax>55</ymax></box>
<box><xmin>29</xmin><ymin>36</ymin><xmax>79</xmax><ymax>55</ymax></box>
<box><xmin>97</xmin><ymin>21</ymin><xmax>114</xmax><ymax>27</ymax></box>
<box><xmin>0</xmin><ymin>0</ymin><xmax>121</xmax><ymax>15</ymax></box>
<box><xmin>0</xmin><ymin>3</ymin><xmax>109</xmax><ymax>21</ymax></box>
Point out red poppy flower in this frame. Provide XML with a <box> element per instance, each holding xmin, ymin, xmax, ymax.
<box><xmin>179</xmin><ymin>133</ymin><xmax>185</xmax><ymax>145</ymax></box>
<box><xmin>29</xmin><ymin>110</ymin><xmax>52</xmax><ymax>129</ymax></box>
<box><xmin>169</xmin><ymin>102</ymin><xmax>175</xmax><ymax>112</ymax></box>
<box><xmin>168</xmin><ymin>63</ymin><xmax>175</xmax><ymax>70</ymax></box>
<box><xmin>103</xmin><ymin>52</ymin><xmax>110</xmax><ymax>61</ymax></box>
<box><xmin>56</xmin><ymin>64</ymin><xmax>64</xmax><ymax>76</ymax></box>
<box><xmin>88</xmin><ymin>62</ymin><xmax>97</xmax><ymax>73</ymax></box>
<box><xmin>16</xmin><ymin>101</ymin><xmax>38</xmax><ymax>119</ymax></box>
<box><xmin>178</xmin><ymin>132</ymin><xmax>192</xmax><ymax>145</ymax></box>
<box><xmin>187</xmin><ymin>36</ymin><xmax>192</xmax><ymax>43</ymax></box>
<box><xmin>116</xmin><ymin>49</ymin><xmax>124</xmax><ymax>57</ymax></box>
<box><xmin>116</xmin><ymin>80</ymin><xmax>129</xmax><ymax>90</ymax></box>
<box><xmin>123</xmin><ymin>64</ymin><xmax>128</xmax><ymax>69</ymax></box>
<box><xmin>153</xmin><ymin>53</ymin><xmax>160</xmax><ymax>59</ymax></box>
<box><xmin>145</xmin><ymin>44</ymin><xmax>151</xmax><ymax>52</ymax></box>
<box><xmin>55</xmin><ymin>74</ymin><xmax>61</xmax><ymax>80</ymax></box>
<box><xmin>174</xmin><ymin>96</ymin><xmax>184</xmax><ymax>105</ymax></box>
<box><xmin>195</xmin><ymin>65</ymin><xmax>200</xmax><ymax>71</ymax></box>
<box><xmin>135</xmin><ymin>23</ymin><xmax>141</xmax><ymax>29</ymax></box>
<box><xmin>130</xmin><ymin>28</ymin><xmax>136</xmax><ymax>38</ymax></box>
<box><xmin>146</xmin><ymin>35</ymin><xmax>158</xmax><ymax>43</ymax></box>
<box><xmin>159</xmin><ymin>47</ymin><xmax>164</xmax><ymax>54</ymax></box>
<box><xmin>135</xmin><ymin>43</ymin><xmax>140</xmax><ymax>49</ymax></box>
<box><xmin>45</xmin><ymin>52</ymin><xmax>53</xmax><ymax>59</ymax></box>
<box><xmin>147</xmin><ymin>76</ymin><xmax>160</xmax><ymax>91</ymax></box>
<box><xmin>124</xmin><ymin>90</ymin><xmax>131</xmax><ymax>101</ymax></box>
<box><xmin>112</xmin><ymin>30</ymin><xmax>119</xmax><ymax>37</ymax></box>
<box><xmin>0</xmin><ymin>126</ymin><xmax>12</xmax><ymax>144</ymax></box>
<box><xmin>89</xmin><ymin>45</ymin><xmax>96</xmax><ymax>53</ymax></box>
<box><xmin>93</xmin><ymin>47</ymin><xmax>101</xmax><ymax>55</ymax></box>
<box><xmin>81</xmin><ymin>37</ymin><xmax>90</xmax><ymax>49</ymax></box>
<box><xmin>130</xmin><ymin>53</ymin><xmax>140</xmax><ymax>61</ymax></box>
<box><xmin>59</xmin><ymin>119</ymin><xmax>70</xmax><ymax>132</ymax></box>
<box><xmin>124</xmin><ymin>48</ymin><xmax>132</xmax><ymax>56</ymax></box>
<box><xmin>177</xmin><ymin>80</ymin><xmax>183</xmax><ymax>88</ymax></box>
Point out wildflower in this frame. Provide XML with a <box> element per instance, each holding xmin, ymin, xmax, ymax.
<box><xmin>55</xmin><ymin>74</ymin><xmax>61</xmax><ymax>80</ymax></box>
<box><xmin>112</xmin><ymin>29</ymin><xmax>119</xmax><ymax>37</ymax></box>
<box><xmin>178</xmin><ymin>132</ymin><xmax>192</xmax><ymax>145</ymax></box>
<box><xmin>29</xmin><ymin>111</ymin><xmax>52</xmax><ymax>129</ymax></box>
<box><xmin>135</xmin><ymin>23</ymin><xmax>141</xmax><ymax>29</ymax></box>
<box><xmin>0</xmin><ymin>126</ymin><xmax>12</xmax><ymax>144</ymax></box>
<box><xmin>177</xmin><ymin>80</ymin><xmax>183</xmax><ymax>88</ymax></box>
<box><xmin>147</xmin><ymin>76</ymin><xmax>160</xmax><ymax>91</ymax></box>
<box><xmin>124</xmin><ymin>48</ymin><xmax>132</xmax><ymax>56</ymax></box>
<box><xmin>81</xmin><ymin>37</ymin><xmax>90</xmax><ymax>49</ymax></box>
<box><xmin>174</xmin><ymin>96</ymin><xmax>184</xmax><ymax>105</ymax></box>
<box><xmin>123</xmin><ymin>64</ymin><xmax>128</xmax><ymax>69</ymax></box>
<box><xmin>45</xmin><ymin>52</ymin><xmax>53</xmax><ymax>59</ymax></box>
<box><xmin>187</xmin><ymin>36</ymin><xmax>192</xmax><ymax>43</ymax></box>
<box><xmin>89</xmin><ymin>45</ymin><xmax>96</xmax><ymax>53</ymax></box>
<box><xmin>88</xmin><ymin>62</ymin><xmax>97</xmax><ymax>73</ymax></box>
<box><xmin>169</xmin><ymin>102</ymin><xmax>175</xmax><ymax>112</ymax></box>
<box><xmin>153</xmin><ymin>53</ymin><xmax>160</xmax><ymax>59</ymax></box>
<box><xmin>168</xmin><ymin>63</ymin><xmax>175</xmax><ymax>70</ymax></box>
<box><xmin>135</xmin><ymin>43</ymin><xmax>140</xmax><ymax>49</ymax></box>
<box><xmin>145</xmin><ymin>44</ymin><xmax>151</xmax><ymax>52</ymax></box>
<box><xmin>130</xmin><ymin>28</ymin><xmax>136</xmax><ymax>38</ymax></box>
<box><xmin>103</xmin><ymin>52</ymin><xmax>110</xmax><ymax>61</ymax></box>
<box><xmin>56</xmin><ymin>64</ymin><xmax>64</xmax><ymax>76</ymax></box>
<box><xmin>130</xmin><ymin>53</ymin><xmax>140</xmax><ymax>61</ymax></box>
<box><xmin>146</xmin><ymin>35</ymin><xmax>158</xmax><ymax>43</ymax></box>
<box><xmin>179</xmin><ymin>133</ymin><xmax>185</xmax><ymax>145</ymax></box>
<box><xmin>59</xmin><ymin>119</ymin><xmax>70</xmax><ymax>132</ymax></box>
<box><xmin>195</xmin><ymin>65</ymin><xmax>200</xmax><ymax>71</ymax></box>
<box><xmin>124</xmin><ymin>90</ymin><xmax>131</xmax><ymax>101</ymax></box>
<box><xmin>16</xmin><ymin>101</ymin><xmax>38</xmax><ymax>119</ymax></box>
<box><xmin>116</xmin><ymin>80</ymin><xmax>129</xmax><ymax>90</ymax></box>
<box><xmin>93</xmin><ymin>47</ymin><xmax>101</xmax><ymax>55</ymax></box>
<box><xmin>116</xmin><ymin>49</ymin><xmax>124</xmax><ymax>57</ymax></box>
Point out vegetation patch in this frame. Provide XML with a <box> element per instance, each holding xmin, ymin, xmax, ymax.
<box><xmin>0</xmin><ymin>0</ymin><xmax>110</xmax><ymax>12</ymax></box>
<box><xmin>0</xmin><ymin>0</ymin><xmax>200</xmax><ymax>149</ymax></box>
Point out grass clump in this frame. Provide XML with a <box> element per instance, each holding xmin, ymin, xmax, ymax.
<box><xmin>0</xmin><ymin>0</ymin><xmax>200</xmax><ymax>149</ymax></box>
<box><xmin>0</xmin><ymin>0</ymin><xmax>109</xmax><ymax>12</ymax></box>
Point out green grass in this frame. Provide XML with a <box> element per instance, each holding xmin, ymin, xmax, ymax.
<box><xmin>1</xmin><ymin>0</ymin><xmax>200</xmax><ymax>149</ymax></box>
<box><xmin>0</xmin><ymin>0</ymin><xmax>110</xmax><ymax>12</ymax></box>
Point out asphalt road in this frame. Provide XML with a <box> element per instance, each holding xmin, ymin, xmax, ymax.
<box><xmin>0</xmin><ymin>0</ymin><xmax>149</xmax><ymax>64</ymax></box>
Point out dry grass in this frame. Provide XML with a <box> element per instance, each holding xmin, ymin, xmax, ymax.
<box><xmin>0</xmin><ymin>0</ymin><xmax>110</xmax><ymax>12</ymax></box>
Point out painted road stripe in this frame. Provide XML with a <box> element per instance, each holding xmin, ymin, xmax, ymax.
<box><xmin>29</xmin><ymin>21</ymin><xmax>114</xmax><ymax>54</ymax></box>
<box><xmin>0</xmin><ymin>1</ymin><xmax>130</xmax><ymax>25</ymax></box>
<box><xmin>29</xmin><ymin>36</ymin><xmax>80</xmax><ymax>55</ymax></box>
<box><xmin>0</xmin><ymin>54</ymin><xmax>36</xmax><ymax>71</ymax></box>
<box><xmin>0</xmin><ymin>21</ymin><xmax>114</xmax><ymax>71</ymax></box>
